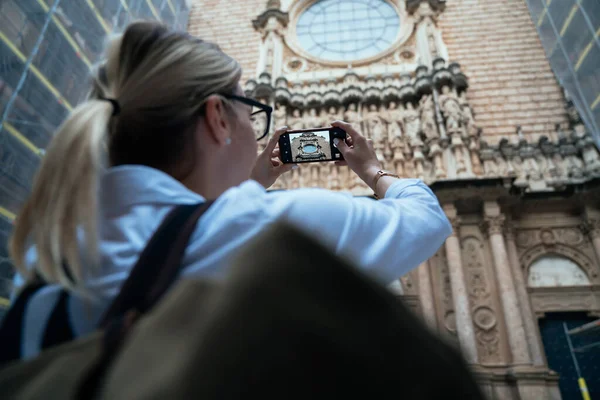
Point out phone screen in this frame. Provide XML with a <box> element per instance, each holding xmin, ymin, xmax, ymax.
<box><xmin>279</xmin><ymin>127</ymin><xmax>346</xmax><ymax>164</ymax></box>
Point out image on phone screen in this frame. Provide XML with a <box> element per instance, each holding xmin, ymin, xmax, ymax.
<box><xmin>279</xmin><ymin>127</ymin><xmax>345</xmax><ymax>164</ymax></box>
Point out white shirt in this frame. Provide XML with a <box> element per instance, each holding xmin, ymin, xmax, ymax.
<box><xmin>15</xmin><ymin>165</ymin><xmax>451</xmax><ymax>358</ymax></box>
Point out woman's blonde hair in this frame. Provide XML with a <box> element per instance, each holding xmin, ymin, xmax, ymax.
<box><xmin>10</xmin><ymin>21</ymin><xmax>242</xmax><ymax>291</ymax></box>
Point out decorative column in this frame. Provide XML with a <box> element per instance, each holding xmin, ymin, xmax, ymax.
<box><xmin>252</xmin><ymin>0</ymin><xmax>289</xmax><ymax>81</ymax></box>
<box><xmin>417</xmin><ymin>261</ymin><xmax>437</xmax><ymax>330</ymax></box>
<box><xmin>443</xmin><ymin>204</ymin><xmax>478</xmax><ymax>364</ymax></box>
<box><xmin>504</xmin><ymin>221</ymin><xmax>545</xmax><ymax>366</ymax></box>
<box><xmin>409</xmin><ymin>1</ymin><xmax>449</xmax><ymax>70</ymax></box>
<box><xmin>482</xmin><ymin>202</ymin><xmax>531</xmax><ymax>365</ymax></box>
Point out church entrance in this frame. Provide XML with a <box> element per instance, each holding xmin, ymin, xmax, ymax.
<box><xmin>539</xmin><ymin>313</ymin><xmax>599</xmax><ymax>400</ymax></box>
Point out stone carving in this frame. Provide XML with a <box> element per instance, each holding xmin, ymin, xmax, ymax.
<box><xmin>581</xmin><ymin>218</ymin><xmax>600</xmax><ymax>240</ymax></box>
<box><xmin>386</xmin><ymin>101</ymin><xmax>404</xmax><ymax>141</ymax></box>
<box><xmin>419</xmin><ymin>94</ymin><xmax>439</xmax><ymax>141</ymax></box>
<box><xmin>344</xmin><ymin>103</ymin><xmax>363</xmax><ymax>130</ymax></box>
<box><xmin>365</xmin><ymin>104</ymin><xmax>386</xmax><ymax>161</ymax></box>
<box><xmin>274</xmin><ymin>103</ymin><xmax>287</xmax><ymax>127</ymax></box>
<box><xmin>558</xmin><ymin>127</ymin><xmax>585</xmax><ymax>180</ymax></box>
<box><xmin>530</xmin><ymin>289</ymin><xmax>600</xmax><ymax>314</ymax></box>
<box><xmin>459</xmin><ymin>91</ymin><xmax>477</xmax><ymax>138</ymax></box>
<box><xmin>481</xmin><ymin>215</ymin><xmax>505</xmax><ymax>236</ymax></box>
<box><xmin>576</xmin><ymin>132</ymin><xmax>600</xmax><ymax>176</ymax></box>
<box><xmin>438</xmin><ymin>85</ymin><xmax>463</xmax><ymax>136</ymax></box>
<box><xmin>403</xmin><ymin>102</ymin><xmax>422</xmax><ymax>147</ymax></box>
<box><xmin>462</xmin><ymin>237</ymin><xmax>502</xmax><ymax>363</ymax></box>
<box><xmin>305</xmin><ymin>108</ymin><xmax>323</xmax><ymax>128</ymax></box>
<box><xmin>243</xmin><ymin>61</ymin><xmax>600</xmax><ymax>192</ymax></box>
<box><xmin>468</xmin><ymin>133</ymin><xmax>483</xmax><ymax>176</ymax></box>
<box><xmin>288</xmin><ymin>108</ymin><xmax>305</xmax><ymax>130</ymax></box>
<box><xmin>326</xmin><ymin>106</ymin><xmax>341</xmax><ymax>124</ymax></box>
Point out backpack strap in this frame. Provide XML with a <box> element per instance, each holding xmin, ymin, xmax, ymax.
<box><xmin>0</xmin><ymin>281</ymin><xmax>45</xmax><ymax>364</ymax></box>
<box><xmin>98</xmin><ymin>201</ymin><xmax>214</xmax><ymax>327</ymax></box>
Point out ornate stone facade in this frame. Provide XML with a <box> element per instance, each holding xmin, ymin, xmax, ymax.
<box><xmin>190</xmin><ymin>0</ymin><xmax>600</xmax><ymax>398</ymax></box>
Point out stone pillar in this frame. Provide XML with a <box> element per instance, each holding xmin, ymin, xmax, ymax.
<box><xmin>505</xmin><ymin>222</ymin><xmax>545</xmax><ymax>366</ymax></box>
<box><xmin>443</xmin><ymin>204</ymin><xmax>478</xmax><ymax>364</ymax></box>
<box><xmin>253</xmin><ymin>1</ymin><xmax>288</xmax><ymax>79</ymax></box>
<box><xmin>417</xmin><ymin>261</ymin><xmax>437</xmax><ymax>330</ymax></box>
<box><xmin>482</xmin><ymin>202</ymin><xmax>531</xmax><ymax>365</ymax></box>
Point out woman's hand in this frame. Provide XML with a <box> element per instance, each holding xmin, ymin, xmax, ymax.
<box><xmin>251</xmin><ymin>126</ymin><xmax>296</xmax><ymax>189</ymax></box>
<box><xmin>330</xmin><ymin>121</ymin><xmax>382</xmax><ymax>188</ymax></box>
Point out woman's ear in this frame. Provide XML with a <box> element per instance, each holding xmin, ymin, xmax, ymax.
<box><xmin>203</xmin><ymin>95</ymin><xmax>231</xmax><ymax>146</ymax></box>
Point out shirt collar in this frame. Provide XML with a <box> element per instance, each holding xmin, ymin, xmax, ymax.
<box><xmin>100</xmin><ymin>165</ymin><xmax>205</xmax><ymax>216</ymax></box>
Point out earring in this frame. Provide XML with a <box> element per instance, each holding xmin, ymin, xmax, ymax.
<box><xmin>225</xmin><ymin>138</ymin><xmax>232</xmax><ymax>145</ymax></box>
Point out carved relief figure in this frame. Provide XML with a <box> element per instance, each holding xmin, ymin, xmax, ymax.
<box><xmin>386</xmin><ymin>101</ymin><xmax>404</xmax><ymax>142</ymax></box>
<box><xmin>439</xmin><ymin>85</ymin><xmax>464</xmax><ymax>136</ymax></box>
<box><xmin>326</xmin><ymin>106</ymin><xmax>340</xmax><ymax>125</ymax></box>
<box><xmin>306</xmin><ymin>108</ymin><xmax>323</xmax><ymax>128</ymax></box>
<box><xmin>288</xmin><ymin>108</ymin><xmax>305</xmax><ymax>130</ymax></box>
<box><xmin>403</xmin><ymin>102</ymin><xmax>422</xmax><ymax>147</ymax></box>
<box><xmin>419</xmin><ymin>94</ymin><xmax>439</xmax><ymax>142</ymax></box>
<box><xmin>274</xmin><ymin>103</ymin><xmax>287</xmax><ymax>127</ymax></box>
<box><xmin>344</xmin><ymin>103</ymin><xmax>363</xmax><ymax>130</ymax></box>
<box><xmin>365</xmin><ymin>104</ymin><xmax>385</xmax><ymax>142</ymax></box>
<box><xmin>459</xmin><ymin>91</ymin><xmax>477</xmax><ymax>138</ymax></box>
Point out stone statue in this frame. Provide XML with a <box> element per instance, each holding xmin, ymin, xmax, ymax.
<box><xmin>288</xmin><ymin>108</ymin><xmax>305</xmax><ymax>130</ymax></box>
<box><xmin>439</xmin><ymin>85</ymin><xmax>464</xmax><ymax>136</ymax></box>
<box><xmin>419</xmin><ymin>94</ymin><xmax>438</xmax><ymax>142</ymax></box>
<box><xmin>365</xmin><ymin>104</ymin><xmax>385</xmax><ymax>142</ymax></box>
<box><xmin>386</xmin><ymin>101</ymin><xmax>404</xmax><ymax>142</ymax></box>
<box><xmin>274</xmin><ymin>103</ymin><xmax>287</xmax><ymax>127</ymax></box>
<box><xmin>305</xmin><ymin>108</ymin><xmax>323</xmax><ymax>128</ymax></box>
<box><xmin>391</xmin><ymin>135</ymin><xmax>406</xmax><ymax>177</ymax></box>
<box><xmin>459</xmin><ymin>91</ymin><xmax>477</xmax><ymax>138</ymax></box>
<box><xmin>468</xmin><ymin>135</ymin><xmax>483</xmax><ymax>176</ymax></box>
<box><xmin>577</xmin><ymin>132</ymin><xmax>600</xmax><ymax>176</ymax></box>
<box><xmin>403</xmin><ymin>102</ymin><xmax>422</xmax><ymax>147</ymax></box>
<box><xmin>326</xmin><ymin>106</ymin><xmax>341</xmax><ymax>125</ymax></box>
<box><xmin>344</xmin><ymin>103</ymin><xmax>363</xmax><ymax>129</ymax></box>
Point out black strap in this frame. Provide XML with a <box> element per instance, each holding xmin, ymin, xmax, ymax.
<box><xmin>0</xmin><ymin>281</ymin><xmax>45</xmax><ymax>365</ymax></box>
<box><xmin>98</xmin><ymin>201</ymin><xmax>214</xmax><ymax>327</ymax></box>
<box><xmin>77</xmin><ymin>201</ymin><xmax>214</xmax><ymax>398</ymax></box>
<box><xmin>41</xmin><ymin>291</ymin><xmax>75</xmax><ymax>349</ymax></box>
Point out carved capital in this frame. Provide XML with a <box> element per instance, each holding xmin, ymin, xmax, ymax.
<box><xmin>448</xmin><ymin>216</ymin><xmax>461</xmax><ymax>237</ymax></box>
<box><xmin>481</xmin><ymin>215</ymin><xmax>506</xmax><ymax>236</ymax></box>
<box><xmin>581</xmin><ymin>218</ymin><xmax>600</xmax><ymax>239</ymax></box>
<box><xmin>504</xmin><ymin>220</ymin><xmax>516</xmax><ymax>240</ymax></box>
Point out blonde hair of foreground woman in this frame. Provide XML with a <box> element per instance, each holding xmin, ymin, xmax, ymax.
<box><xmin>10</xmin><ymin>22</ymin><xmax>242</xmax><ymax>292</ymax></box>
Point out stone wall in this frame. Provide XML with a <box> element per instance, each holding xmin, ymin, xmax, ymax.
<box><xmin>188</xmin><ymin>0</ymin><xmax>263</xmax><ymax>82</ymax></box>
<box><xmin>438</xmin><ymin>0</ymin><xmax>569</xmax><ymax>140</ymax></box>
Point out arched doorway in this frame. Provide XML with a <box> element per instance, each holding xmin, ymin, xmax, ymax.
<box><xmin>530</xmin><ymin>255</ymin><xmax>599</xmax><ymax>400</ymax></box>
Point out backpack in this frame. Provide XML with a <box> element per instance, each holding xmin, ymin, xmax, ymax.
<box><xmin>0</xmin><ymin>208</ymin><xmax>484</xmax><ymax>400</ymax></box>
<box><xmin>0</xmin><ymin>201</ymin><xmax>213</xmax><ymax>367</ymax></box>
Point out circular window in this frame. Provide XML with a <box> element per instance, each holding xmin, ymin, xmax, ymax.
<box><xmin>296</xmin><ymin>0</ymin><xmax>400</xmax><ymax>62</ymax></box>
<box><xmin>303</xmin><ymin>144</ymin><xmax>318</xmax><ymax>153</ymax></box>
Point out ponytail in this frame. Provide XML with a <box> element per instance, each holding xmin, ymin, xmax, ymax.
<box><xmin>9</xmin><ymin>21</ymin><xmax>242</xmax><ymax>292</ymax></box>
<box><xmin>10</xmin><ymin>100</ymin><xmax>112</xmax><ymax>290</ymax></box>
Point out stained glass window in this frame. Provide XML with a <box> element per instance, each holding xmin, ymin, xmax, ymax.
<box><xmin>296</xmin><ymin>0</ymin><xmax>400</xmax><ymax>62</ymax></box>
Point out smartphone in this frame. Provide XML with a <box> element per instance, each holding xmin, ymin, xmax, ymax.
<box><xmin>278</xmin><ymin>127</ymin><xmax>346</xmax><ymax>164</ymax></box>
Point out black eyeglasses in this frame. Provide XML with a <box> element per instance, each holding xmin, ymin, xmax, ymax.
<box><xmin>222</xmin><ymin>94</ymin><xmax>273</xmax><ymax>141</ymax></box>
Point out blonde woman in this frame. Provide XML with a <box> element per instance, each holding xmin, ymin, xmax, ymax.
<box><xmin>8</xmin><ymin>22</ymin><xmax>451</xmax><ymax>359</ymax></box>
